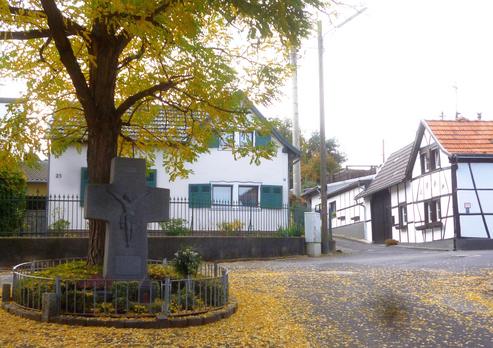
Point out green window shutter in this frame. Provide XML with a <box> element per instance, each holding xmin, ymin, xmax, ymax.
<box><xmin>208</xmin><ymin>134</ymin><xmax>220</xmax><ymax>148</ymax></box>
<box><xmin>260</xmin><ymin>185</ymin><xmax>283</xmax><ymax>209</ymax></box>
<box><xmin>255</xmin><ymin>131</ymin><xmax>271</xmax><ymax>147</ymax></box>
<box><xmin>146</xmin><ymin>169</ymin><xmax>157</xmax><ymax>187</ymax></box>
<box><xmin>189</xmin><ymin>184</ymin><xmax>211</xmax><ymax>208</ymax></box>
<box><xmin>80</xmin><ymin>167</ymin><xmax>88</xmax><ymax>207</ymax></box>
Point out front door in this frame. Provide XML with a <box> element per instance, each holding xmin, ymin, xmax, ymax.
<box><xmin>371</xmin><ymin>190</ymin><xmax>392</xmax><ymax>243</ymax></box>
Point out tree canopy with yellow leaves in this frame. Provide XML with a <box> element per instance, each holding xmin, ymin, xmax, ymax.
<box><xmin>0</xmin><ymin>0</ymin><xmax>322</xmax><ymax>264</ymax></box>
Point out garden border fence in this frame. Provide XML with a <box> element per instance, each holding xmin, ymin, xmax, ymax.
<box><xmin>12</xmin><ymin>258</ymin><xmax>229</xmax><ymax>317</ymax></box>
<box><xmin>0</xmin><ymin>194</ymin><xmax>310</xmax><ymax>237</ymax></box>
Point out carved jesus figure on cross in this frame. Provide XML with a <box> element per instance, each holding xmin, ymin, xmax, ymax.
<box><xmin>107</xmin><ymin>190</ymin><xmax>150</xmax><ymax>247</ymax></box>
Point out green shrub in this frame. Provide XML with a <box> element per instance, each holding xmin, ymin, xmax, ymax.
<box><xmin>33</xmin><ymin>260</ymin><xmax>101</xmax><ymax>279</ymax></box>
<box><xmin>174</xmin><ymin>246</ymin><xmax>202</xmax><ymax>277</ymax></box>
<box><xmin>50</xmin><ymin>219</ymin><xmax>70</xmax><ymax>232</ymax></box>
<box><xmin>131</xmin><ymin>304</ymin><xmax>148</xmax><ymax>314</ymax></box>
<box><xmin>94</xmin><ymin>302</ymin><xmax>115</xmax><ymax>315</ymax></box>
<box><xmin>276</xmin><ymin>225</ymin><xmax>303</xmax><ymax>237</ymax></box>
<box><xmin>0</xmin><ymin>167</ymin><xmax>27</xmax><ymax>234</ymax></box>
<box><xmin>159</xmin><ymin>219</ymin><xmax>191</xmax><ymax>236</ymax></box>
<box><xmin>148</xmin><ymin>264</ymin><xmax>181</xmax><ymax>280</ymax></box>
<box><xmin>218</xmin><ymin>219</ymin><xmax>243</xmax><ymax>235</ymax></box>
<box><xmin>170</xmin><ymin>287</ymin><xmax>205</xmax><ymax>312</ymax></box>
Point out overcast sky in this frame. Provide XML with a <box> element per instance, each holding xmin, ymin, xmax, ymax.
<box><xmin>258</xmin><ymin>0</ymin><xmax>493</xmax><ymax>166</ymax></box>
<box><xmin>2</xmin><ymin>0</ymin><xmax>493</xmax><ymax>167</ymax></box>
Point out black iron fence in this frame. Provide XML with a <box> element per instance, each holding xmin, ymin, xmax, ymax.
<box><xmin>12</xmin><ymin>258</ymin><xmax>229</xmax><ymax>317</ymax></box>
<box><xmin>0</xmin><ymin>195</ymin><xmax>310</xmax><ymax>237</ymax></box>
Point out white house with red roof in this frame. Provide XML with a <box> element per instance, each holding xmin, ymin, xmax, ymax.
<box><xmin>357</xmin><ymin>119</ymin><xmax>493</xmax><ymax>249</ymax></box>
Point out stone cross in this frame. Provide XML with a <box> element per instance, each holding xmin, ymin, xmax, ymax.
<box><xmin>84</xmin><ymin>157</ymin><xmax>169</xmax><ymax>279</ymax></box>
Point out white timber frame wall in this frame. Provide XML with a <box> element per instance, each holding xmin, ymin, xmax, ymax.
<box><xmin>48</xmin><ymin>135</ymin><xmax>290</xmax><ymax>231</ymax></box>
<box><xmin>456</xmin><ymin>161</ymin><xmax>493</xmax><ymax>239</ymax></box>
<box><xmin>309</xmin><ymin>184</ymin><xmax>372</xmax><ymax>241</ymax></box>
<box><xmin>390</xmin><ymin>127</ymin><xmax>454</xmax><ymax>243</ymax></box>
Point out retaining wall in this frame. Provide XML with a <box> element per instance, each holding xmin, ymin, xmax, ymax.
<box><xmin>332</xmin><ymin>222</ymin><xmax>365</xmax><ymax>241</ymax></box>
<box><xmin>0</xmin><ymin>236</ymin><xmax>305</xmax><ymax>267</ymax></box>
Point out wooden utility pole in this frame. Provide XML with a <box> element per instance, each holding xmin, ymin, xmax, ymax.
<box><xmin>318</xmin><ymin>20</ymin><xmax>331</xmax><ymax>254</ymax></box>
<box><xmin>291</xmin><ymin>49</ymin><xmax>302</xmax><ymax>197</ymax></box>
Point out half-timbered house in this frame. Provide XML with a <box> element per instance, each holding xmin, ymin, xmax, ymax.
<box><xmin>357</xmin><ymin>119</ymin><xmax>493</xmax><ymax>248</ymax></box>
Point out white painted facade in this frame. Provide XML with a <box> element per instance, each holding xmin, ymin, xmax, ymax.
<box><xmin>49</xmin><ymin>142</ymin><xmax>289</xmax><ymax>200</ymax></box>
<box><xmin>48</xmin><ymin>134</ymin><xmax>292</xmax><ymax>231</ymax></box>
<box><xmin>456</xmin><ymin>162</ymin><xmax>493</xmax><ymax>238</ymax></box>
<box><xmin>388</xmin><ymin>127</ymin><xmax>455</xmax><ymax>243</ymax></box>
<box><xmin>305</xmin><ymin>177</ymin><xmax>374</xmax><ymax>241</ymax></box>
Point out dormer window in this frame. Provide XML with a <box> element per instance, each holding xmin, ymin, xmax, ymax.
<box><xmin>420</xmin><ymin>147</ymin><xmax>440</xmax><ymax>174</ymax></box>
<box><xmin>429</xmin><ymin>148</ymin><xmax>440</xmax><ymax>170</ymax></box>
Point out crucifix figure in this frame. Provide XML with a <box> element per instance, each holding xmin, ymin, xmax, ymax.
<box><xmin>107</xmin><ymin>190</ymin><xmax>150</xmax><ymax>248</ymax></box>
<box><xmin>85</xmin><ymin>157</ymin><xmax>169</xmax><ymax>279</ymax></box>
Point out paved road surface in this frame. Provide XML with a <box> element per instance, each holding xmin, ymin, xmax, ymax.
<box><xmin>226</xmin><ymin>238</ymin><xmax>493</xmax><ymax>347</ymax></box>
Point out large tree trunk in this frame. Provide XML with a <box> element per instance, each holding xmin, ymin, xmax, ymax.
<box><xmin>87</xmin><ymin>117</ymin><xmax>120</xmax><ymax>265</ymax></box>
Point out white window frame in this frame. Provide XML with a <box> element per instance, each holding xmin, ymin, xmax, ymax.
<box><xmin>212</xmin><ymin>184</ymin><xmax>233</xmax><ymax>205</ymax></box>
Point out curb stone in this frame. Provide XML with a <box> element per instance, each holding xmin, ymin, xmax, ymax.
<box><xmin>2</xmin><ymin>300</ymin><xmax>238</xmax><ymax>329</ymax></box>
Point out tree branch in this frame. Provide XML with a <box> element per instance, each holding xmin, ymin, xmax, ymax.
<box><xmin>171</xmin><ymin>86</ymin><xmax>245</xmax><ymax>115</ymax></box>
<box><xmin>115</xmin><ymin>76</ymin><xmax>192</xmax><ymax>117</ymax></box>
<box><xmin>38</xmin><ymin>37</ymin><xmax>58</xmax><ymax>72</ymax></box>
<box><xmin>0</xmin><ymin>29</ymin><xmax>51</xmax><ymax>40</ymax></box>
<box><xmin>8</xmin><ymin>5</ymin><xmax>88</xmax><ymax>36</ymax></box>
<box><xmin>121</xmin><ymin>99</ymin><xmax>149</xmax><ymax>126</ymax></box>
<box><xmin>8</xmin><ymin>6</ymin><xmax>46</xmax><ymax>17</ymax></box>
<box><xmin>1</xmin><ymin>7</ymin><xmax>88</xmax><ymax>41</ymax></box>
<box><xmin>107</xmin><ymin>1</ymin><xmax>170</xmax><ymax>29</ymax></box>
<box><xmin>40</xmin><ymin>0</ymin><xmax>95</xmax><ymax>116</ymax></box>
<box><xmin>118</xmin><ymin>39</ymin><xmax>146</xmax><ymax>70</ymax></box>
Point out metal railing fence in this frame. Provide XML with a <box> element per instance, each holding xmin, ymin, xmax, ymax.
<box><xmin>0</xmin><ymin>195</ymin><xmax>309</xmax><ymax>237</ymax></box>
<box><xmin>12</xmin><ymin>258</ymin><xmax>229</xmax><ymax>317</ymax></box>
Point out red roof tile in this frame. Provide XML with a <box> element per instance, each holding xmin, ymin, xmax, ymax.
<box><xmin>425</xmin><ymin>120</ymin><xmax>493</xmax><ymax>155</ymax></box>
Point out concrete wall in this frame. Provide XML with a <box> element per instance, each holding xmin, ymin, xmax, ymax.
<box><xmin>456</xmin><ymin>237</ymin><xmax>493</xmax><ymax>250</ymax></box>
<box><xmin>332</xmin><ymin>222</ymin><xmax>365</xmax><ymax>240</ymax></box>
<box><xmin>0</xmin><ymin>237</ymin><xmax>305</xmax><ymax>267</ymax></box>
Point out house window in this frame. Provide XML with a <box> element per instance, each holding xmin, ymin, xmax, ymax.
<box><xmin>239</xmin><ymin>132</ymin><xmax>253</xmax><ymax>147</ymax></box>
<box><xmin>238</xmin><ymin>185</ymin><xmax>258</xmax><ymax>206</ymax></box>
<box><xmin>329</xmin><ymin>201</ymin><xmax>337</xmax><ymax>215</ymax></box>
<box><xmin>430</xmin><ymin>148</ymin><xmax>440</xmax><ymax>170</ymax></box>
<box><xmin>420</xmin><ymin>148</ymin><xmax>440</xmax><ymax>174</ymax></box>
<box><xmin>219</xmin><ymin>133</ymin><xmax>234</xmax><ymax>149</ymax></box>
<box><xmin>212</xmin><ymin>185</ymin><xmax>232</xmax><ymax>205</ymax></box>
<box><xmin>420</xmin><ymin>152</ymin><xmax>429</xmax><ymax>174</ymax></box>
<box><xmin>398</xmin><ymin>205</ymin><xmax>408</xmax><ymax>227</ymax></box>
<box><xmin>424</xmin><ymin>199</ymin><xmax>441</xmax><ymax>224</ymax></box>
